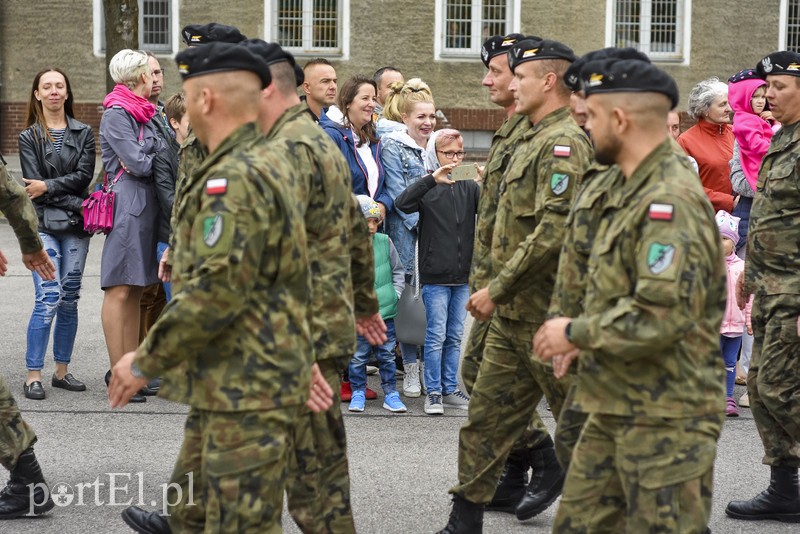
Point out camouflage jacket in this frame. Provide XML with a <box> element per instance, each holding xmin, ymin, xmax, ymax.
<box><xmin>0</xmin><ymin>161</ymin><xmax>42</xmax><ymax>254</ymax></box>
<box><xmin>569</xmin><ymin>139</ymin><xmax>726</xmax><ymax>417</ymax></box>
<box><xmin>136</xmin><ymin>123</ymin><xmax>312</xmax><ymax>412</ymax></box>
<box><xmin>745</xmin><ymin>120</ymin><xmax>800</xmax><ymax>298</ymax></box>
<box><xmin>169</xmin><ymin>129</ymin><xmax>209</xmax><ymax>247</ymax></box>
<box><xmin>487</xmin><ymin>106</ymin><xmax>592</xmax><ymax>322</ymax></box>
<box><xmin>470</xmin><ymin>113</ymin><xmax>532</xmax><ymax>294</ymax></box>
<box><xmin>258</xmin><ymin>102</ymin><xmax>378</xmax><ymax>360</ymax></box>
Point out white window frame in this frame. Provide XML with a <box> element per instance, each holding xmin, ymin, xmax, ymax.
<box><xmin>264</xmin><ymin>0</ymin><xmax>350</xmax><ymax>60</ymax></box>
<box><xmin>604</xmin><ymin>0</ymin><xmax>692</xmax><ymax>65</ymax></box>
<box><xmin>93</xmin><ymin>0</ymin><xmax>180</xmax><ymax>57</ymax></box>
<box><xmin>780</xmin><ymin>0</ymin><xmax>800</xmax><ymax>52</ymax></box>
<box><xmin>434</xmin><ymin>0</ymin><xmax>522</xmax><ymax>61</ymax></box>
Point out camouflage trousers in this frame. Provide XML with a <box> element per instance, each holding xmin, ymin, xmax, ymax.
<box><xmin>553</xmin><ymin>412</ymin><xmax>723</xmax><ymax>534</ymax></box>
<box><xmin>553</xmin><ymin>381</ymin><xmax>587</xmax><ymax>470</ymax></box>
<box><xmin>286</xmin><ymin>356</ymin><xmax>355</xmax><ymax>534</ymax></box>
<box><xmin>462</xmin><ymin>317</ymin><xmax>550</xmax><ymax>455</ymax></box>
<box><xmin>748</xmin><ymin>294</ymin><xmax>800</xmax><ymax>468</ymax></box>
<box><xmin>452</xmin><ymin>316</ymin><xmax>571</xmax><ymax>503</ymax></box>
<box><xmin>0</xmin><ymin>374</ymin><xmax>37</xmax><ymax>470</ymax></box>
<box><xmin>166</xmin><ymin>406</ymin><xmax>299</xmax><ymax>534</ymax></box>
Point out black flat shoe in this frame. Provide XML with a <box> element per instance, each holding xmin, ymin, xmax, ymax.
<box><xmin>23</xmin><ymin>381</ymin><xmax>45</xmax><ymax>400</ymax></box>
<box><xmin>52</xmin><ymin>373</ymin><xmax>86</xmax><ymax>392</ymax></box>
<box><xmin>104</xmin><ymin>369</ymin><xmax>112</xmax><ymax>386</ymax></box>
<box><xmin>139</xmin><ymin>377</ymin><xmax>161</xmax><ymax>396</ymax></box>
<box><xmin>129</xmin><ymin>392</ymin><xmax>147</xmax><ymax>403</ymax></box>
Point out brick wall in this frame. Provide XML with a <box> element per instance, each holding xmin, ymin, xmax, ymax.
<box><xmin>1</xmin><ymin>102</ymin><xmax>103</xmax><ymax>155</ymax></box>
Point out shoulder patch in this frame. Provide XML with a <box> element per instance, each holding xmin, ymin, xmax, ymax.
<box><xmin>206</xmin><ymin>178</ymin><xmax>228</xmax><ymax>195</ymax></box>
<box><xmin>553</xmin><ymin>145</ymin><xmax>571</xmax><ymax>158</ymax></box>
<box><xmin>648</xmin><ymin>203</ymin><xmax>674</xmax><ymax>221</ymax></box>
<box><xmin>551</xmin><ymin>173</ymin><xmax>570</xmax><ymax>195</ymax></box>
<box><xmin>203</xmin><ymin>214</ymin><xmax>224</xmax><ymax>247</ymax></box>
<box><xmin>647</xmin><ymin>243</ymin><xmax>676</xmax><ymax>275</ymax></box>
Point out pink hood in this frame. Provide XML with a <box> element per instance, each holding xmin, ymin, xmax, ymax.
<box><xmin>729</xmin><ymin>78</ymin><xmax>773</xmax><ymax>190</ymax></box>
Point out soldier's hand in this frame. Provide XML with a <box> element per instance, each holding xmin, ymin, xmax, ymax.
<box><xmin>533</xmin><ymin>317</ymin><xmax>576</xmax><ymax>361</ymax></box>
<box><xmin>22</xmin><ymin>178</ymin><xmax>48</xmax><ymax>199</ymax></box>
<box><xmin>22</xmin><ymin>249</ymin><xmax>56</xmax><ymax>280</ymax></box>
<box><xmin>306</xmin><ymin>363</ymin><xmax>334</xmax><ymax>413</ymax></box>
<box><xmin>108</xmin><ymin>352</ymin><xmax>149</xmax><ymax>409</ymax></box>
<box><xmin>467</xmin><ymin>288</ymin><xmax>496</xmax><ymax>322</ymax></box>
<box><xmin>356</xmin><ymin>313</ymin><xmax>388</xmax><ymax>346</ymax></box>
<box><xmin>735</xmin><ymin>270</ymin><xmax>749</xmax><ymax>310</ymax></box>
<box><xmin>0</xmin><ymin>249</ymin><xmax>8</xmax><ymax>276</ymax></box>
<box><xmin>158</xmin><ymin>247</ymin><xmax>172</xmax><ymax>282</ymax></box>
<box><xmin>475</xmin><ymin>165</ymin><xmax>486</xmax><ymax>183</ymax></box>
<box><xmin>552</xmin><ymin>348</ymin><xmax>580</xmax><ymax>379</ymax></box>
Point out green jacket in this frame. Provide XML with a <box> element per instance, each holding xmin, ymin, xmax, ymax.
<box><xmin>373</xmin><ymin>233</ymin><xmax>398</xmax><ymax>319</ymax></box>
<box><xmin>569</xmin><ymin>139</ymin><xmax>726</xmax><ymax>418</ymax></box>
<box><xmin>0</xmin><ymin>161</ymin><xmax>42</xmax><ymax>254</ymax></box>
<box><xmin>136</xmin><ymin>123</ymin><xmax>312</xmax><ymax>412</ymax></box>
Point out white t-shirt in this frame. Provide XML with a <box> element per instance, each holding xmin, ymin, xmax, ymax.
<box><xmin>353</xmin><ymin>128</ymin><xmax>380</xmax><ymax>198</ymax></box>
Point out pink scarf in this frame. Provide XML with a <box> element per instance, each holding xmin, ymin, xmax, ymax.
<box><xmin>102</xmin><ymin>84</ymin><xmax>156</xmax><ymax>124</ymax></box>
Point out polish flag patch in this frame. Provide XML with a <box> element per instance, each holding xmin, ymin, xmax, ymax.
<box><xmin>206</xmin><ymin>178</ymin><xmax>228</xmax><ymax>195</ymax></box>
<box><xmin>649</xmin><ymin>203</ymin><xmax>674</xmax><ymax>221</ymax></box>
<box><xmin>553</xmin><ymin>145</ymin><xmax>571</xmax><ymax>158</ymax></box>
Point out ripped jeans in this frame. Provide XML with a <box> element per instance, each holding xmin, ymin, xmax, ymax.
<box><xmin>25</xmin><ymin>232</ymin><xmax>91</xmax><ymax>371</ymax></box>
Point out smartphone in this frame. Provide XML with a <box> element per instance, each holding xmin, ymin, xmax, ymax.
<box><xmin>450</xmin><ymin>164</ymin><xmax>478</xmax><ymax>181</ymax></box>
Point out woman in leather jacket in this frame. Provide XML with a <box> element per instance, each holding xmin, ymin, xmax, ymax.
<box><xmin>17</xmin><ymin>67</ymin><xmax>95</xmax><ymax>400</ymax></box>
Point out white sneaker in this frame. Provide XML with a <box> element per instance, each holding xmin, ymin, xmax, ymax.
<box><xmin>424</xmin><ymin>393</ymin><xmax>444</xmax><ymax>415</ymax></box>
<box><xmin>403</xmin><ymin>362</ymin><xmax>421</xmax><ymax>398</ymax></box>
<box><xmin>442</xmin><ymin>389</ymin><xmax>470</xmax><ymax>410</ymax></box>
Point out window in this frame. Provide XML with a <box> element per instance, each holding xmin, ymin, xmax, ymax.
<box><xmin>606</xmin><ymin>0</ymin><xmax>690</xmax><ymax>62</ymax></box>
<box><xmin>434</xmin><ymin>1</ymin><xmax>521</xmax><ymax>60</ymax></box>
<box><xmin>265</xmin><ymin>0</ymin><xmax>349</xmax><ymax>58</ymax></box>
<box><xmin>93</xmin><ymin>0</ymin><xmax>178</xmax><ymax>55</ymax></box>
<box><xmin>781</xmin><ymin>0</ymin><xmax>800</xmax><ymax>52</ymax></box>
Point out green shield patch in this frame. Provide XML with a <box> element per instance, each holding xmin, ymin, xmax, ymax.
<box><xmin>203</xmin><ymin>214</ymin><xmax>224</xmax><ymax>247</ymax></box>
<box><xmin>551</xmin><ymin>173</ymin><xmax>569</xmax><ymax>196</ymax></box>
<box><xmin>647</xmin><ymin>243</ymin><xmax>675</xmax><ymax>275</ymax></box>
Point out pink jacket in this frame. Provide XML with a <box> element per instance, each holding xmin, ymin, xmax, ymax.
<box><xmin>728</xmin><ymin>78</ymin><xmax>774</xmax><ymax>191</ymax></box>
<box><xmin>721</xmin><ymin>252</ymin><xmax>752</xmax><ymax>335</ymax></box>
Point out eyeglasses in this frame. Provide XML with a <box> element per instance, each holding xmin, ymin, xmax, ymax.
<box><xmin>438</xmin><ymin>150</ymin><xmax>466</xmax><ymax>160</ymax></box>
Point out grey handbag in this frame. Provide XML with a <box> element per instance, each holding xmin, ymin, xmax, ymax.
<box><xmin>395</xmin><ymin>240</ymin><xmax>427</xmax><ymax>346</ymax></box>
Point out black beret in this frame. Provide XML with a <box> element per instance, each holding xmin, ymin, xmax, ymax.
<box><xmin>481</xmin><ymin>33</ymin><xmax>535</xmax><ymax>68</ymax></box>
<box><xmin>175</xmin><ymin>41</ymin><xmax>272</xmax><ymax>88</ymax></box>
<box><xmin>564</xmin><ymin>47</ymin><xmax>650</xmax><ymax>92</ymax></box>
<box><xmin>240</xmin><ymin>39</ymin><xmax>303</xmax><ymax>87</ymax></box>
<box><xmin>757</xmin><ymin>51</ymin><xmax>800</xmax><ymax>78</ymax></box>
<box><xmin>580</xmin><ymin>58</ymin><xmax>679</xmax><ymax>108</ymax></box>
<box><xmin>508</xmin><ymin>38</ymin><xmax>576</xmax><ymax>73</ymax></box>
<box><xmin>181</xmin><ymin>23</ymin><xmax>246</xmax><ymax>46</ymax></box>
<box><xmin>728</xmin><ymin>68</ymin><xmax>761</xmax><ymax>84</ymax></box>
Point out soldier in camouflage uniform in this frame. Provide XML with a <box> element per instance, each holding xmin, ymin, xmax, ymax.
<box><xmin>110</xmin><ymin>43</ymin><xmax>313</xmax><ymax>534</ymax></box>
<box><xmin>0</xmin><ymin>157</ymin><xmax>56</xmax><ymax>519</ymax></box>
<box><xmin>535</xmin><ymin>57</ymin><xmax>726</xmax><ymax>533</ymax></box>
<box><xmin>467</xmin><ymin>33</ymin><xmax>558</xmax><ymax>517</ymax></box>
<box><xmin>726</xmin><ymin>51</ymin><xmax>800</xmax><ymax>524</ymax></box>
<box><xmin>438</xmin><ymin>38</ymin><xmax>592</xmax><ymax>534</ymax></box>
<box><xmin>242</xmin><ymin>39</ymin><xmax>382</xmax><ymax>534</ymax></box>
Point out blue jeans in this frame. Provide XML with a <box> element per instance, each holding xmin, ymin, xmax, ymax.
<box><xmin>157</xmin><ymin>241</ymin><xmax>172</xmax><ymax>301</ymax></box>
<box><xmin>720</xmin><ymin>334</ymin><xmax>742</xmax><ymax>398</ymax></box>
<box><xmin>422</xmin><ymin>284</ymin><xmax>469</xmax><ymax>395</ymax></box>
<box><xmin>25</xmin><ymin>232</ymin><xmax>91</xmax><ymax>370</ymax></box>
<box><xmin>349</xmin><ymin>319</ymin><xmax>398</xmax><ymax>394</ymax></box>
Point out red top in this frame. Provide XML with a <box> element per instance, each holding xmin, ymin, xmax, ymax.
<box><xmin>677</xmin><ymin>118</ymin><xmax>735</xmax><ymax>213</ymax></box>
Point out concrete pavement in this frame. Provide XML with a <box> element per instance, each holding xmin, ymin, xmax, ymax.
<box><xmin>0</xmin><ymin>220</ymin><xmax>795</xmax><ymax>533</ymax></box>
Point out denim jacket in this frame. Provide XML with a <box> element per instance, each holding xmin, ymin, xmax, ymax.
<box><xmin>380</xmin><ymin>129</ymin><xmax>428</xmax><ymax>275</ymax></box>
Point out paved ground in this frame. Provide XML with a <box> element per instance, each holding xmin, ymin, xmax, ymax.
<box><xmin>0</xmin><ymin>214</ymin><xmax>796</xmax><ymax>533</ymax></box>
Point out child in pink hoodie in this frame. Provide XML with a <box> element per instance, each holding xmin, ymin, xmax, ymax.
<box><xmin>716</xmin><ymin>210</ymin><xmax>752</xmax><ymax>417</ymax></box>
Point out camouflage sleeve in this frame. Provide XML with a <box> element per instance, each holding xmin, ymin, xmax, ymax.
<box><xmin>135</xmin><ymin>170</ymin><xmax>268</xmax><ymax>376</ymax></box>
<box><xmin>0</xmin><ymin>164</ymin><xmax>42</xmax><ymax>254</ymax></box>
<box><xmin>488</xmin><ymin>136</ymin><xmax>591</xmax><ymax>304</ymax></box>
<box><xmin>347</xmin><ymin>191</ymin><xmax>379</xmax><ymax>316</ymax></box>
<box><xmin>570</xmin><ymin>195</ymin><xmax>716</xmax><ymax>360</ymax></box>
<box><xmin>170</xmin><ymin>135</ymin><xmax>207</xmax><ymax>249</ymax></box>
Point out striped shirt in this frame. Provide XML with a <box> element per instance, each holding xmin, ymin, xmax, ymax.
<box><xmin>48</xmin><ymin>128</ymin><xmax>65</xmax><ymax>153</ymax></box>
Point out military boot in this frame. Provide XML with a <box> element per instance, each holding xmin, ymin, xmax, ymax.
<box><xmin>0</xmin><ymin>447</ymin><xmax>54</xmax><ymax>519</ymax></box>
<box><xmin>725</xmin><ymin>466</ymin><xmax>800</xmax><ymax>523</ymax></box>
<box><xmin>121</xmin><ymin>505</ymin><xmax>172</xmax><ymax>533</ymax></box>
<box><xmin>437</xmin><ymin>494</ymin><xmax>484</xmax><ymax>534</ymax></box>
<box><xmin>487</xmin><ymin>450</ymin><xmax>529</xmax><ymax>513</ymax></box>
<box><xmin>515</xmin><ymin>440</ymin><xmax>565</xmax><ymax>520</ymax></box>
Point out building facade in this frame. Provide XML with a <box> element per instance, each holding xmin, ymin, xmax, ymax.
<box><xmin>0</xmin><ymin>0</ymin><xmax>794</xmax><ymax>153</ymax></box>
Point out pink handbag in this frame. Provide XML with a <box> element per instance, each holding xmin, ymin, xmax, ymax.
<box><xmin>82</xmin><ymin>168</ymin><xmax>122</xmax><ymax>235</ymax></box>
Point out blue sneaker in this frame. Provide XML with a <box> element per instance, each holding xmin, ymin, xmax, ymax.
<box><xmin>383</xmin><ymin>391</ymin><xmax>407</xmax><ymax>413</ymax></box>
<box><xmin>348</xmin><ymin>390</ymin><xmax>365</xmax><ymax>412</ymax></box>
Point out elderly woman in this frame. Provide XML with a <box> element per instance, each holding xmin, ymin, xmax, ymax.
<box><xmin>677</xmin><ymin>77</ymin><xmax>735</xmax><ymax>212</ymax></box>
<box><xmin>99</xmin><ymin>49</ymin><xmax>165</xmax><ymax>403</ymax></box>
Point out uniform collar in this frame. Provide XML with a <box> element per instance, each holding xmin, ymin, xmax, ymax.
<box><xmin>606</xmin><ymin>138</ymin><xmax>673</xmax><ymax>209</ymax></box>
<box><xmin>766</xmin><ymin>121</ymin><xmax>799</xmax><ymax>154</ymax></box>
<box><xmin>523</xmin><ymin>106</ymin><xmax>571</xmax><ymax>140</ymax></box>
<box><xmin>266</xmin><ymin>102</ymin><xmax>309</xmax><ymax>141</ymax></box>
<box><xmin>194</xmin><ymin>122</ymin><xmax>260</xmax><ymax>179</ymax></box>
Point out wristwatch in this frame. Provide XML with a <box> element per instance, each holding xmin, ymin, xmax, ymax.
<box><xmin>565</xmin><ymin>321</ymin><xmax>573</xmax><ymax>343</ymax></box>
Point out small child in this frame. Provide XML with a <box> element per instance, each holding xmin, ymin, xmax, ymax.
<box><xmin>348</xmin><ymin>196</ymin><xmax>407</xmax><ymax>413</ymax></box>
<box><xmin>717</xmin><ymin>210</ymin><xmax>752</xmax><ymax>417</ymax></box>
